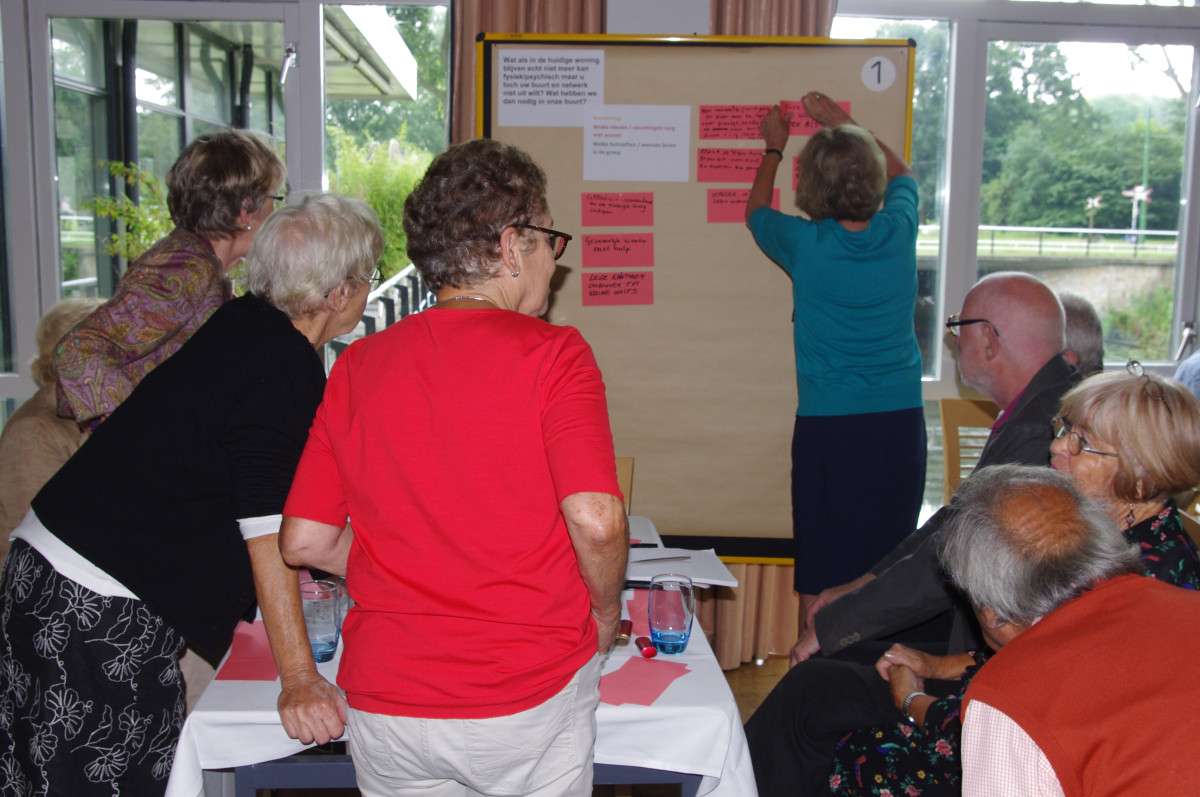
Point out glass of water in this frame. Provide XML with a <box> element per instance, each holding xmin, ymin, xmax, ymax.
<box><xmin>300</xmin><ymin>580</ymin><xmax>340</xmax><ymax>663</ymax></box>
<box><xmin>648</xmin><ymin>573</ymin><xmax>695</xmax><ymax>654</ymax></box>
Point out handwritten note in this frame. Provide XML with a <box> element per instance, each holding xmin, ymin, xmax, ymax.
<box><xmin>707</xmin><ymin>188</ymin><xmax>779</xmax><ymax>224</ymax></box>
<box><xmin>780</xmin><ymin>99</ymin><xmax>853</xmax><ymax>136</ymax></box>
<box><xmin>697</xmin><ymin>148</ymin><xmax>764</xmax><ymax>183</ymax></box>
<box><xmin>582</xmin><ymin>271</ymin><xmax>654</xmax><ymax>306</ymax></box>
<box><xmin>699</xmin><ymin>104</ymin><xmax>771</xmax><ymax>140</ymax></box>
<box><xmin>498</xmin><ymin>49</ymin><xmax>604</xmax><ymax>127</ymax></box>
<box><xmin>581</xmin><ymin>192</ymin><xmax>654</xmax><ymax>227</ymax></box>
<box><xmin>582</xmin><ymin>234</ymin><xmax>654</xmax><ymax>268</ymax></box>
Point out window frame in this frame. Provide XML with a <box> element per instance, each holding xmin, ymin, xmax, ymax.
<box><xmin>839</xmin><ymin>0</ymin><xmax>1200</xmax><ymax>394</ymax></box>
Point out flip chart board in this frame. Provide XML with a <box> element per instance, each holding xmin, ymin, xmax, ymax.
<box><xmin>480</xmin><ymin>34</ymin><xmax>915</xmax><ymax>538</ymax></box>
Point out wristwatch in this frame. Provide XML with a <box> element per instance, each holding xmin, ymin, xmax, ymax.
<box><xmin>901</xmin><ymin>690</ymin><xmax>928</xmax><ymax>723</ymax></box>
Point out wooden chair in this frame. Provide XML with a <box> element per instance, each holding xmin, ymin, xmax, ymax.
<box><xmin>615</xmin><ymin>456</ymin><xmax>634</xmax><ymax>513</ymax></box>
<box><xmin>939</xmin><ymin>398</ymin><xmax>1001</xmax><ymax>504</ymax></box>
<box><xmin>1180</xmin><ymin>511</ymin><xmax>1200</xmax><ymax>549</ymax></box>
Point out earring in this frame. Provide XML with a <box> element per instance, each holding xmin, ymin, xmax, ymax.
<box><xmin>244</xmin><ymin>224</ymin><xmax>253</xmax><ymax>231</ymax></box>
<box><xmin>511</xmin><ymin>271</ymin><xmax>519</xmax><ymax>279</ymax></box>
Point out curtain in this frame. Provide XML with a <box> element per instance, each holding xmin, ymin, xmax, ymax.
<box><xmin>696</xmin><ymin>562</ymin><xmax>799</xmax><ymax>670</ymax></box>
<box><xmin>450</xmin><ymin>0</ymin><xmax>605</xmax><ymax>144</ymax></box>
<box><xmin>711</xmin><ymin>0</ymin><xmax>837</xmax><ymax>37</ymax></box>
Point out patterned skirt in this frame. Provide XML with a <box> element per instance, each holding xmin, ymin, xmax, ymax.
<box><xmin>0</xmin><ymin>540</ymin><xmax>186</xmax><ymax>796</ymax></box>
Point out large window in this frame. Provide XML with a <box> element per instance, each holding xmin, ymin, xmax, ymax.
<box><xmin>979</xmin><ymin>40</ymin><xmax>1192</xmax><ymax>363</ymax></box>
<box><xmin>830</xmin><ymin>17</ymin><xmax>950</xmax><ymax>379</ymax></box>
<box><xmin>324</xmin><ymin>3</ymin><xmax>449</xmax><ymax>280</ymax></box>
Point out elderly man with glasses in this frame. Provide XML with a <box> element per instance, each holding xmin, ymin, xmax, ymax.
<box><xmin>747</xmin><ymin>271</ymin><xmax>1080</xmax><ymax>796</ymax></box>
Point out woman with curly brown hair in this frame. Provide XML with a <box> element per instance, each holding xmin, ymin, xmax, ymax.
<box><xmin>54</xmin><ymin>129</ymin><xmax>285</xmax><ymax>431</ymax></box>
<box><xmin>280</xmin><ymin>139</ymin><xmax>627</xmax><ymax>796</ymax></box>
<box><xmin>745</xmin><ymin>91</ymin><xmax>926</xmax><ymax>664</ymax></box>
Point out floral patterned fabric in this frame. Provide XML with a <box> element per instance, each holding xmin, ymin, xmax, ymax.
<box><xmin>827</xmin><ymin>501</ymin><xmax>1200</xmax><ymax>796</ymax></box>
<box><xmin>54</xmin><ymin>228</ymin><xmax>231</xmax><ymax>430</ymax></box>
<box><xmin>0</xmin><ymin>541</ymin><xmax>185</xmax><ymax>796</ymax></box>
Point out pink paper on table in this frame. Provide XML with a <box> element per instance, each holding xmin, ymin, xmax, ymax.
<box><xmin>599</xmin><ymin>656</ymin><xmax>691</xmax><ymax>706</ymax></box>
<box><xmin>582</xmin><ymin>271</ymin><xmax>653</xmax><ymax>306</ymax></box>
<box><xmin>582</xmin><ymin>233</ymin><xmax>654</xmax><ymax>268</ymax></box>
<box><xmin>779</xmin><ymin>100</ymin><xmax>852</xmax><ymax>136</ymax></box>
<box><xmin>699</xmin><ymin>104</ymin><xmax>771</xmax><ymax>140</ymax></box>
<box><xmin>627</xmin><ymin>588</ymin><xmax>650</xmax><ymax>637</ymax></box>
<box><xmin>708</xmin><ymin>188</ymin><xmax>778</xmax><ymax>223</ymax></box>
<box><xmin>581</xmin><ymin>192</ymin><xmax>654</xmax><ymax>227</ymax></box>
<box><xmin>629</xmin><ymin>538</ymin><xmax>642</xmax><ymax>545</ymax></box>
<box><xmin>215</xmin><ymin>621</ymin><xmax>279</xmax><ymax>681</ymax></box>
<box><xmin>696</xmin><ymin>148</ymin><xmax>764</xmax><ymax>183</ymax></box>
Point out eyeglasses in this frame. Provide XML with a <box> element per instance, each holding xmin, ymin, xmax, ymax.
<box><xmin>269</xmin><ymin>194</ymin><xmax>286</xmax><ymax>203</ymax></box>
<box><xmin>1052</xmin><ymin>416</ymin><xmax>1118</xmax><ymax>458</ymax></box>
<box><xmin>945</xmin><ymin>314</ymin><xmax>1001</xmax><ymax>338</ymax></box>
<box><xmin>367</xmin><ymin>267</ymin><xmax>382</xmax><ymax>288</ymax></box>
<box><xmin>515</xmin><ymin>223</ymin><xmax>572</xmax><ymax>260</ymax></box>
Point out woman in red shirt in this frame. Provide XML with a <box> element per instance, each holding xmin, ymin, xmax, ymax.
<box><xmin>281</xmin><ymin>139</ymin><xmax>628</xmax><ymax>797</ymax></box>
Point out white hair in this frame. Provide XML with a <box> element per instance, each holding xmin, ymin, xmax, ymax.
<box><xmin>937</xmin><ymin>464</ymin><xmax>1141</xmax><ymax>626</ymax></box>
<box><xmin>246</xmin><ymin>194</ymin><xmax>383</xmax><ymax>318</ymax></box>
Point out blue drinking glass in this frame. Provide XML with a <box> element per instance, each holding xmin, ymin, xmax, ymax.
<box><xmin>300</xmin><ymin>580</ymin><xmax>340</xmax><ymax>663</ymax></box>
<box><xmin>648</xmin><ymin>573</ymin><xmax>695</xmax><ymax>654</ymax></box>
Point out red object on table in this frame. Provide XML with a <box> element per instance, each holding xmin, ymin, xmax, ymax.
<box><xmin>635</xmin><ymin>636</ymin><xmax>657</xmax><ymax>658</ymax></box>
<box><xmin>599</xmin><ymin>656</ymin><xmax>691</xmax><ymax>706</ymax></box>
<box><xmin>215</xmin><ymin>621</ymin><xmax>279</xmax><ymax>681</ymax></box>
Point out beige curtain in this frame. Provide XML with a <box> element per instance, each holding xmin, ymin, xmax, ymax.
<box><xmin>450</xmin><ymin>0</ymin><xmax>605</xmax><ymax>143</ymax></box>
<box><xmin>696</xmin><ymin>562</ymin><xmax>799</xmax><ymax>670</ymax></box>
<box><xmin>711</xmin><ymin>0</ymin><xmax>837</xmax><ymax>37</ymax></box>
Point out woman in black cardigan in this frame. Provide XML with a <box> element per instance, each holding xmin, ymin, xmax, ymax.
<box><xmin>0</xmin><ymin>194</ymin><xmax>382</xmax><ymax>796</ymax></box>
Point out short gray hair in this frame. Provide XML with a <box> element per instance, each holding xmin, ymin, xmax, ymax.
<box><xmin>938</xmin><ymin>464</ymin><xmax>1140</xmax><ymax>626</ymax></box>
<box><xmin>1059</xmin><ymin>291</ymin><xmax>1104</xmax><ymax>376</ymax></box>
<box><xmin>246</xmin><ymin>194</ymin><xmax>383</xmax><ymax>319</ymax></box>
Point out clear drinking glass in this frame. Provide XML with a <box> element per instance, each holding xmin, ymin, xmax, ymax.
<box><xmin>648</xmin><ymin>573</ymin><xmax>695</xmax><ymax>654</ymax></box>
<box><xmin>300</xmin><ymin>580</ymin><xmax>340</xmax><ymax>663</ymax></box>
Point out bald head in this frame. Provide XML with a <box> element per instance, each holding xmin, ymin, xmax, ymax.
<box><xmin>956</xmin><ymin>273</ymin><xmax>1066</xmax><ymax>405</ymax></box>
<box><xmin>938</xmin><ymin>465</ymin><xmax>1140</xmax><ymax>626</ymax></box>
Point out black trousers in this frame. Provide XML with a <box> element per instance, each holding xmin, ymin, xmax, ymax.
<box><xmin>745</xmin><ymin>616</ymin><xmax>957</xmax><ymax>797</ymax></box>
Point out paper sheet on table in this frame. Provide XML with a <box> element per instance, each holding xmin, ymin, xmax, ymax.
<box><xmin>599</xmin><ymin>656</ymin><xmax>691</xmax><ymax>706</ymax></box>
<box><xmin>625</xmin><ymin>588</ymin><xmax>650</xmax><ymax>637</ymax></box>
<box><xmin>625</xmin><ymin>548</ymin><xmax>738</xmax><ymax>588</ymax></box>
<box><xmin>628</xmin><ymin>515</ymin><xmax>662</xmax><ymax>548</ymax></box>
<box><xmin>215</xmin><ymin>621</ymin><xmax>278</xmax><ymax>681</ymax></box>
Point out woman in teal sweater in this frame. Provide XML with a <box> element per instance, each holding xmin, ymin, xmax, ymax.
<box><xmin>745</xmin><ymin>92</ymin><xmax>925</xmax><ymax>658</ymax></box>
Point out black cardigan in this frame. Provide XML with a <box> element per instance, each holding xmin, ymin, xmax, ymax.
<box><xmin>34</xmin><ymin>294</ymin><xmax>325</xmax><ymax>665</ymax></box>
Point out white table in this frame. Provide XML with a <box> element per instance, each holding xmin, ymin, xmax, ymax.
<box><xmin>166</xmin><ymin>592</ymin><xmax>756</xmax><ymax>796</ymax></box>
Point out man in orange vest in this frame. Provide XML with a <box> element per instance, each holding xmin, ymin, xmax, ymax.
<box><xmin>939</xmin><ymin>464</ymin><xmax>1200</xmax><ymax>797</ymax></box>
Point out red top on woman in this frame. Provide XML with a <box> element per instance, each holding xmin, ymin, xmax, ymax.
<box><xmin>285</xmin><ymin>308</ymin><xmax>620</xmax><ymax>718</ymax></box>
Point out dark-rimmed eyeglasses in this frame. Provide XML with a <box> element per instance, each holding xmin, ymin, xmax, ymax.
<box><xmin>945</xmin><ymin>313</ymin><xmax>1001</xmax><ymax>338</ymax></box>
<box><xmin>515</xmin><ymin>223</ymin><xmax>572</xmax><ymax>260</ymax></box>
<box><xmin>1052</xmin><ymin>416</ymin><xmax>1118</xmax><ymax>458</ymax></box>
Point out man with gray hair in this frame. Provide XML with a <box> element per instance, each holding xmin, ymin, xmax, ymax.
<box><xmin>940</xmin><ymin>464</ymin><xmax>1200</xmax><ymax>796</ymax></box>
<box><xmin>1058</xmin><ymin>291</ymin><xmax>1104</xmax><ymax>377</ymax></box>
<box><xmin>747</xmin><ymin>272</ymin><xmax>1080</xmax><ymax>796</ymax></box>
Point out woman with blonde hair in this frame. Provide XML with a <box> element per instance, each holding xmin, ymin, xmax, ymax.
<box><xmin>0</xmin><ymin>298</ymin><xmax>102</xmax><ymax>547</ymax></box>
<box><xmin>55</xmin><ymin>129</ymin><xmax>286</xmax><ymax>430</ymax></box>
<box><xmin>745</xmin><ymin>91</ymin><xmax>925</xmax><ymax>661</ymax></box>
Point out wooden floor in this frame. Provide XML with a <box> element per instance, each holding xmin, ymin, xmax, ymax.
<box><xmin>275</xmin><ymin>658</ymin><xmax>787</xmax><ymax>797</ymax></box>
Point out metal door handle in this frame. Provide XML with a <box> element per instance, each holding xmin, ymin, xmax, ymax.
<box><xmin>280</xmin><ymin>43</ymin><xmax>297</xmax><ymax>87</ymax></box>
<box><xmin>1174</xmin><ymin>322</ymin><xmax>1195</xmax><ymax>361</ymax></box>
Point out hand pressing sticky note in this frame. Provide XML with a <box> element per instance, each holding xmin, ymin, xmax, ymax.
<box><xmin>599</xmin><ymin>656</ymin><xmax>691</xmax><ymax>706</ymax></box>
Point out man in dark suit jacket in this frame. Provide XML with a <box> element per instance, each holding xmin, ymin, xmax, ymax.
<box><xmin>746</xmin><ymin>272</ymin><xmax>1079</xmax><ymax>796</ymax></box>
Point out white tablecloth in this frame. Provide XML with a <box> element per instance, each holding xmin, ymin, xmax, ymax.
<box><xmin>166</xmin><ymin>593</ymin><xmax>756</xmax><ymax>796</ymax></box>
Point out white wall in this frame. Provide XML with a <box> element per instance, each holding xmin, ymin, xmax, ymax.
<box><xmin>606</xmin><ymin>0</ymin><xmax>710</xmax><ymax>35</ymax></box>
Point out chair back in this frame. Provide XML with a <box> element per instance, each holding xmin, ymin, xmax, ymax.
<box><xmin>1180</xmin><ymin>510</ymin><xmax>1200</xmax><ymax>550</ymax></box>
<box><xmin>615</xmin><ymin>456</ymin><xmax>634</xmax><ymax>513</ymax></box>
<box><xmin>939</xmin><ymin>398</ymin><xmax>1001</xmax><ymax>504</ymax></box>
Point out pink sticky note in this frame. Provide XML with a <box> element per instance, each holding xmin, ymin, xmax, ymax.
<box><xmin>582</xmin><ymin>234</ymin><xmax>654</xmax><ymax>268</ymax></box>
<box><xmin>215</xmin><ymin>621</ymin><xmax>279</xmax><ymax>681</ymax></box>
<box><xmin>599</xmin><ymin>657</ymin><xmax>691</xmax><ymax>706</ymax></box>
<box><xmin>582</xmin><ymin>271</ymin><xmax>653</xmax><ymax>306</ymax></box>
<box><xmin>581</xmin><ymin>192</ymin><xmax>654</xmax><ymax>227</ymax></box>
<box><xmin>708</xmin><ymin>188</ymin><xmax>778</xmax><ymax>223</ymax></box>
<box><xmin>699</xmin><ymin>104</ymin><xmax>771</xmax><ymax>140</ymax></box>
<box><xmin>696</xmin><ymin>148</ymin><xmax>764</xmax><ymax>183</ymax></box>
<box><xmin>627</xmin><ymin>588</ymin><xmax>650</xmax><ymax>637</ymax></box>
<box><xmin>629</xmin><ymin>538</ymin><xmax>642</xmax><ymax>546</ymax></box>
<box><xmin>779</xmin><ymin>99</ymin><xmax>852</xmax><ymax>136</ymax></box>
